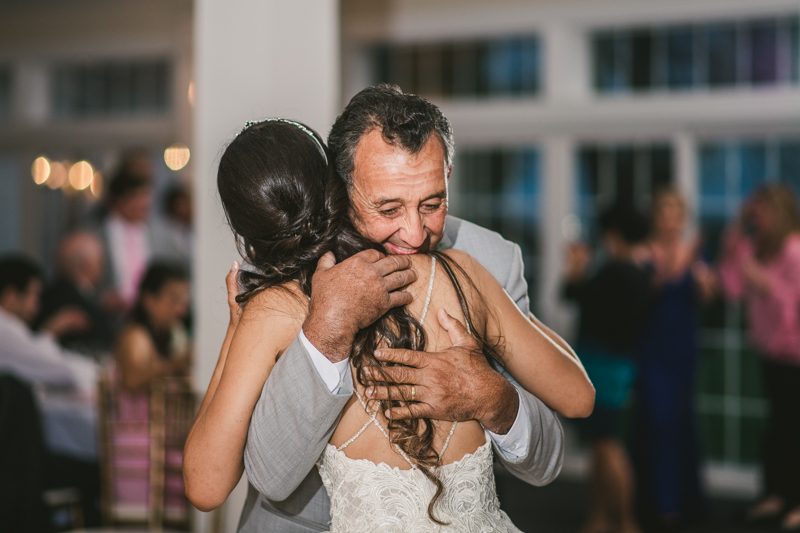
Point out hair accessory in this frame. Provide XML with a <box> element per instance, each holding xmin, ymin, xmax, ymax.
<box><xmin>238</xmin><ymin>118</ymin><xmax>328</xmax><ymax>164</ymax></box>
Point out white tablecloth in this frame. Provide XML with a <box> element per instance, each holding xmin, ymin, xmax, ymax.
<box><xmin>38</xmin><ymin>390</ymin><xmax>98</xmax><ymax>461</ymax></box>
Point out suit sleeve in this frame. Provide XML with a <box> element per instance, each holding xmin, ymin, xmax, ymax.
<box><xmin>494</xmin><ymin>375</ymin><xmax>564</xmax><ymax>486</ymax></box>
<box><xmin>495</xmin><ymin>240</ymin><xmax>564</xmax><ymax>485</ymax></box>
<box><xmin>505</xmin><ymin>243</ymin><xmax>531</xmax><ymax>315</ymax></box>
<box><xmin>243</xmin><ymin>335</ymin><xmax>353</xmax><ymax>501</ymax></box>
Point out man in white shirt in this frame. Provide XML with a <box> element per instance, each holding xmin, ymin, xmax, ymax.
<box><xmin>0</xmin><ymin>256</ymin><xmax>97</xmax><ymax>394</ymax></box>
<box><xmin>92</xmin><ymin>163</ymin><xmax>184</xmax><ymax>314</ymax></box>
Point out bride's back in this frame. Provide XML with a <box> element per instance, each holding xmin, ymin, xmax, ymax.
<box><xmin>329</xmin><ymin>250</ymin><xmax>490</xmax><ymax>470</ymax></box>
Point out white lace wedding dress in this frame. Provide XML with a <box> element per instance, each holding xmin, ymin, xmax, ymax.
<box><xmin>317</xmin><ymin>257</ymin><xmax>522</xmax><ymax>532</ymax></box>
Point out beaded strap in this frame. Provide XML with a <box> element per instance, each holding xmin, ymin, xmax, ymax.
<box><xmin>419</xmin><ymin>256</ymin><xmax>437</xmax><ymax>326</ymax></box>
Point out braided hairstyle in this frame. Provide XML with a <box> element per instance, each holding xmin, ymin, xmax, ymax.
<box><xmin>217</xmin><ymin>120</ymin><xmax>501</xmax><ymax>524</ymax></box>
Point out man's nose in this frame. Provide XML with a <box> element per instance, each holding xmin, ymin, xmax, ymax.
<box><xmin>400</xmin><ymin>213</ymin><xmax>426</xmax><ymax>248</ymax></box>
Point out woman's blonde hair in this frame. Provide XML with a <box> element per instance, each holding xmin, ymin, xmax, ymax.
<box><xmin>651</xmin><ymin>186</ymin><xmax>687</xmax><ymax>219</ymax></box>
<box><xmin>752</xmin><ymin>184</ymin><xmax>800</xmax><ymax>260</ymax></box>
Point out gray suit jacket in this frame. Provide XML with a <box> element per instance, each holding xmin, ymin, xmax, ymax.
<box><xmin>238</xmin><ymin>215</ymin><xmax>564</xmax><ymax>532</ymax></box>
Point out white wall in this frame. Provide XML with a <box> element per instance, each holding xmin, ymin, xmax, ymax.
<box><xmin>192</xmin><ymin>1</ymin><xmax>340</xmax><ymax>531</ymax></box>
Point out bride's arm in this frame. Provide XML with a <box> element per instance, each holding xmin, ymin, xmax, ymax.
<box><xmin>183</xmin><ymin>284</ymin><xmax>305</xmax><ymax>511</ymax></box>
<box><xmin>190</xmin><ymin>264</ymin><xmax>242</xmax><ymax>426</ymax></box>
<box><xmin>454</xmin><ymin>249</ymin><xmax>595</xmax><ymax>419</ymax></box>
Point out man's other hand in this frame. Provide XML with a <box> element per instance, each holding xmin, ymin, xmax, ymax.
<box><xmin>303</xmin><ymin>250</ymin><xmax>418</xmax><ymax>363</ymax></box>
<box><xmin>366</xmin><ymin>308</ymin><xmax>519</xmax><ymax>434</ymax></box>
<box><xmin>42</xmin><ymin>307</ymin><xmax>91</xmax><ymax>337</ymax></box>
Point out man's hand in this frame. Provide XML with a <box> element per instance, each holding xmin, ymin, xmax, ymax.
<box><xmin>41</xmin><ymin>307</ymin><xmax>91</xmax><ymax>337</ymax></box>
<box><xmin>365</xmin><ymin>308</ymin><xmax>519</xmax><ymax>435</ymax></box>
<box><xmin>303</xmin><ymin>250</ymin><xmax>418</xmax><ymax>363</ymax></box>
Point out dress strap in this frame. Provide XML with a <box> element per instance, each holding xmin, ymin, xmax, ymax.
<box><xmin>339</xmin><ymin>391</ymin><xmax>417</xmax><ymax>469</ymax></box>
<box><xmin>418</xmin><ymin>256</ymin><xmax>437</xmax><ymax>326</ymax></box>
<box><xmin>440</xmin><ymin>421</ymin><xmax>458</xmax><ymax>457</ymax></box>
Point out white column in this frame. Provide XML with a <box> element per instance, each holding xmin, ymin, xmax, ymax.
<box><xmin>13</xmin><ymin>60</ymin><xmax>49</xmax><ymax>125</ymax></box>
<box><xmin>192</xmin><ymin>2</ymin><xmax>340</xmax><ymax>531</ymax></box>
<box><xmin>542</xmin><ymin>22</ymin><xmax>591</xmax><ymax>104</ymax></box>
<box><xmin>540</xmin><ymin>136</ymin><xmax>577</xmax><ymax>338</ymax></box>
<box><xmin>673</xmin><ymin>131</ymin><xmax>698</xmax><ymax>231</ymax></box>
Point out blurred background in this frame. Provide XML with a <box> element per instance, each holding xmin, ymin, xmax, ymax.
<box><xmin>0</xmin><ymin>0</ymin><xmax>798</xmax><ymax>531</ymax></box>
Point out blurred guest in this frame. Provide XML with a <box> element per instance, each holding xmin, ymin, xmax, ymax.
<box><xmin>163</xmin><ymin>183</ymin><xmax>193</xmax><ymax>269</ymax></box>
<box><xmin>110</xmin><ymin>262</ymin><xmax>191</xmax><ymax>521</ymax></box>
<box><xmin>115</xmin><ymin>262</ymin><xmax>191</xmax><ymax>391</ymax></box>
<box><xmin>0</xmin><ymin>255</ymin><xmax>102</xmax><ymax>528</ymax></box>
<box><xmin>33</xmin><ymin>232</ymin><xmax>114</xmax><ymax>354</ymax></box>
<box><xmin>0</xmin><ymin>255</ymin><xmax>97</xmax><ymax>393</ymax></box>
<box><xmin>91</xmin><ymin>161</ymin><xmax>183</xmax><ymax>313</ymax></box>
<box><xmin>562</xmin><ymin>205</ymin><xmax>652</xmax><ymax>533</ymax></box>
<box><xmin>631</xmin><ymin>189</ymin><xmax>716</xmax><ymax>529</ymax></box>
<box><xmin>718</xmin><ymin>184</ymin><xmax>800</xmax><ymax>530</ymax></box>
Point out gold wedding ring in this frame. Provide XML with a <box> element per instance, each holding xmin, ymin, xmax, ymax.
<box><xmin>410</xmin><ymin>385</ymin><xmax>416</xmax><ymax>402</ymax></box>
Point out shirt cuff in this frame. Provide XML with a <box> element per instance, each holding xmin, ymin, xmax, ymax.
<box><xmin>299</xmin><ymin>330</ymin><xmax>350</xmax><ymax>394</ymax></box>
<box><xmin>487</xmin><ymin>389</ymin><xmax>530</xmax><ymax>461</ymax></box>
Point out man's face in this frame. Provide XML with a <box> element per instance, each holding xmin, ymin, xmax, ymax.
<box><xmin>2</xmin><ymin>279</ymin><xmax>43</xmax><ymax>325</ymax></box>
<box><xmin>113</xmin><ymin>188</ymin><xmax>152</xmax><ymax>223</ymax></box>
<box><xmin>350</xmin><ymin>130</ymin><xmax>449</xmax><ymax>255</ymax></box>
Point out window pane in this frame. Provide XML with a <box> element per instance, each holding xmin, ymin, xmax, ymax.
<box><xmin>631</xmin><ymin>29</ymin><xmax>653</xmax><ymax>90</ymax></box>
<box><xmin>0</xmin><ymin>67</ymin><xmax>11</xmax><ymax>120</ymax></box>
<box><xmin>706</xmin><ymin>23</ymin><xmax>738</xmax><ymax>87</ymax></box>
<box><xmin>451</xmin><ymin>42</ymin><xmax>479</xmax><ymax>97</ymax></box>
<box><xmin>416</xmin><ymin>44</ymin><xmax>444</xmax><ymax>97</ymax></box>
<box><xmin>372</xmin><ymin>45</ymin><xmax>391</xmax><ymax>85</ymax></box>
<box><xmin>788</xmin><ymin>18</ymin><xmax>799</xmax><ymax>83</ymax></box>
<box><xmin>51</xmin><ymin>60</ymin><xmax>171</xmax><ymax>117</ymax></box>
<box><xmin>749</xmin><ymin>19</ymin><xmax>779</xmax><ymax>84</ymax></box>
<box><xmin>593</xmin><ymin>33</ymin><xmax>616</xmax><ymax>91</ymax></box>
<box><xmin>615</xmin><ymin>146</ymin><xmax>635</xmax><ymax>206</ymax></box>
<box><xmin>615</xmin><ymin>33</ymin><xmax>634</xmax><ymax>91</ymax></box>
<box><xmin>667</xmin><ymin>26</ymin><xmax>695</xmax><ymax>89</ymax></box>
<box><xmin>738</xmin><ymin>142</ymin><xmax>767</xmax><ymax>195</ymax></box>
<box><xmin>453</xmin><ymin>147</ymin><xmax>540</xmax><ymax>311</ymax></box>
<box><xmin>518</xmin><ymin>37</ymin><xmax>540</xmax><ymax>94</ymax></box>
<box><xmin>779</xmin><ymin>141</ymin><xmax>800</xmax><ymax>191</ymax></box>
<box><xmin>699</xmin><ymin>144</ymin><xmax>727</xmax><ymax>219</ymax></box>
<box><xmin>578</xmin><ymin>147</ymin><xmax>599</xmax><ymax>221</ymax></box>
<box><xmin>485</xmin><ymin>38</ymin><xmax>518</xmax><ymax>95</ymax></box>
<box><xmin>391</xmin><ymin>47</ymin><xmax>416</xmax><ymax>94</ymax></box>
<box><xmin>651</xmin><ymin>145</ymin><xmax>673</xmax><ymax>190</ymax></box>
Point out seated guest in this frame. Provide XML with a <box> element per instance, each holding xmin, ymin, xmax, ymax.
<box><xmin>0</xmin><ymin>255</ymin><xmax>102</xmax><ymax>528</ymax></box>
<box><xmin>0</xmin><ymin>255</ymin><xmax>97</xmax><ymax>393</ymax></box>
<box><xmin>114</xmin><ymin>262</ymin><xmax>192</xmax><ymax>390</ymax></box>
<box><xmin>109</xmin><ymin>262</ymin><xmax>192</xmax><ymax>523</ymax></box>
<box><xmin>34</xmin><ymin>232</ymin><xmax>114</xmax><ymax>354</ymax></box>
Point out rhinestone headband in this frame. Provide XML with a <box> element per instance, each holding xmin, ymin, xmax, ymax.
<box><xmin>240</xmin><ymin>118</ymin><xmax>328</xmax><ymax>164</ymax></box>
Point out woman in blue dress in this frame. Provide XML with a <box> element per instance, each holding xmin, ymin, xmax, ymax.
<box><xmin>632</xmin><ymin>189</ymin><xmax>716</xmax><ymax>529</ymax></box>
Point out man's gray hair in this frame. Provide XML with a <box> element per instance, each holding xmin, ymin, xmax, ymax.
<box><xmin>327</xmin><ymin>84</ymin><xmax>455</xmax><ymax>189</ymax></box>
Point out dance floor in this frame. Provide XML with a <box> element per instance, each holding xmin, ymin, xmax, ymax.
<box><xmin>496</xmin><ymin>469</ymin><xmax>775</xmax><ymax>533</ymax></box>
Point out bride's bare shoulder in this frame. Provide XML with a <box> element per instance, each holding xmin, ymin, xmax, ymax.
<box><xmin>240</xmin><ymin>281</ymin><xmax>308</xmax><ymax>326</ymax></box>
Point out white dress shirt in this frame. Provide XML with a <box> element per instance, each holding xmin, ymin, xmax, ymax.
<box><xmin>0</xmin><ymin>307</ymin><xmax>98</xmax><ymax>395</ymax></box>
<box><xmin>107</xmin><ymin>214</ymin><xmax>150</xmax><ymax>306</ymax></box>
<box><xmin>299</xmin><ymin>330</ymin><xmax>530</xmax><ymax>461</ymax></box>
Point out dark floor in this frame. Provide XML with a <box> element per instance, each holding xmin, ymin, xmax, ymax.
<box><xmin>495</xmin><ymin>470</ymin><xmax>779</xmax><ymax>533</ymax></box>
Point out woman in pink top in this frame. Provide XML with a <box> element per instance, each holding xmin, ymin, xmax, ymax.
<box><xmin>718</xmin><ymin>184</ymin><xmax>800</xmax><ymax>530</ymax></box>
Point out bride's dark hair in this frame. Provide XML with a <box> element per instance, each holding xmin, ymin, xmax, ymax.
<box><xmin>217</xmin><ymin>120</ymin><xmax>501</xmax><ymax>523</ymax></box>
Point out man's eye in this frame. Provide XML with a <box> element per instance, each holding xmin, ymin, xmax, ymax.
<box><xmin>380</xmin><ymin>208</ymin><xmax>399</xmax><ymax>217</ymax></box>
<box><xmin>421</xmin><ymin>203</ymin><xmax>441</xmax><ymax>213</ymax></box>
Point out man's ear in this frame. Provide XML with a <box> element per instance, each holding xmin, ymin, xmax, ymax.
<box><xmin>446</xmin><ymin>164</ymin><xmax>453</xmax><ymax>181</ymax></box>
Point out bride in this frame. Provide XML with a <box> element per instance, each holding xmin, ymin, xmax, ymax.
<box><xmin>185</xmin><ymin>118</ymin><xmax>592</xmax><ymax>530</ymax></box>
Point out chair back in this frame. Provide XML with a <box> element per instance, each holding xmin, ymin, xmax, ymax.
<box><xmin>97</xmin><ymin>371</ymin><xmax>195</xmax><ymax>531</ymax></box>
